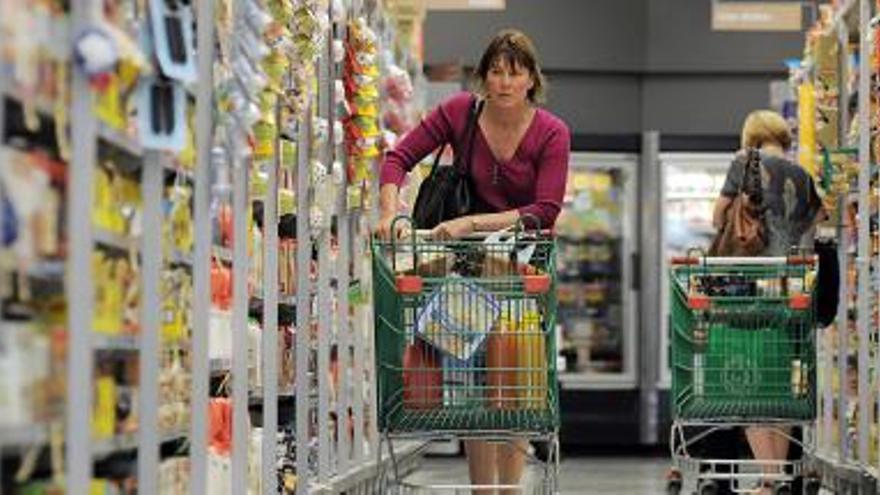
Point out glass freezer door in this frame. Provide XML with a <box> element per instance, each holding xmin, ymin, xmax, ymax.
<box><xmin>658</xmin><ymin>152</ymin><xmax>733</xmax><ymax>388</ymax></box>
<box><xmin>556</xmin><ymin>153</ymin><xmax>638</xmax><ymax>390</ymax></box>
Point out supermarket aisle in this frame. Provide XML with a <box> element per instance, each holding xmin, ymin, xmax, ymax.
<box><xmin>408</xmin><ymin>455</ymin><xmax>669</xmax><ymax>494</ymax></box>
<box><xmin>409</xmin><ymin>456</ymin><xmax>839</xmax><ymax>494</ymax></box>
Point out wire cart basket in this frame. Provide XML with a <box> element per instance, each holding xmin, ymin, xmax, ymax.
<box><xmin>666</xmin><ymin>252</ymin><xmax>822</xmax><ymax>495</ymax></box>
<box><xmin>371</xmin><ymin>217</ymin><xmax>561</xmax><ymax>494</ymax></box>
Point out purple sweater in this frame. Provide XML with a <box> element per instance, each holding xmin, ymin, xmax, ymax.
<box><xmin>380</xmin><ymin>92</ymin><xmax>570</xmax><ymax>228</ymax></box>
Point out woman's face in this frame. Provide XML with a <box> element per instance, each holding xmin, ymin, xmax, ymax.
<box><xmin>484</xmin><ymin>57</ymin><xmax>533</xmax><ymax>108</ymax></box>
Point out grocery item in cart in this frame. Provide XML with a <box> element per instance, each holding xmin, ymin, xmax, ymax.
<box><xmin>415</xmin><ymin>276</ymin><xmax>501</xmax><ymax>361</ymax></box>
<box><xmin>402</xmin><ymin>341</ymin><xmax>442</xmax><ymax>409</ymax></box>
<box><xmin>481</xmin><ymin>252</ymin><xmax>542</xmax><ymax>277</ymax></box>
<box><xmin>518</xmin><ymin>304</ymin><xmax>547</xmax><ymax>410</ymax></box>
<box><xmin>392</xmin><ymin>248</ymin><xmax>453</xmax><ymax>277</ymax></box>
<box><xmin>486</xmin><ymin>316</ymin><xmax>517</xmax><ymax>409</ymax></box>
<box><xmin>486</xmin><ymin>301</ymin><xmax>548</xmax><ymax>410</ymax></box>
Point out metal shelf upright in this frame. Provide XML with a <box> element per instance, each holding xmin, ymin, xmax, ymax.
<box><xmin>295</xmin><ymin>79</ymin><xmax>315</xmax><ymax>495</ymax></box>
<box><xmin>809</xmin><ymin>0</ymin><xmax>880</xmax><ymax>490</ymax></box>
<box><xmin>66</xmin><ymin>3</ymin><xmax>99</xmax><ymax>491</ymax></box>
<box><xmin>316</xmin><ymin>6</ymin><xmax>334</xmax><ymax>484</ymax></box>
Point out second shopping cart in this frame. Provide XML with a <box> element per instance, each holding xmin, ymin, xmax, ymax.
<box><xmin>666</xmin><ymin>253</ymin><xmax>822</xmax><ymax>495</ymax></box>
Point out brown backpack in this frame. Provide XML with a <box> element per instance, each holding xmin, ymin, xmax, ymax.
<box><xmin>709</xmin><ymin>149</ymin><xmax>767</xmax><ymax>256</ymax></box>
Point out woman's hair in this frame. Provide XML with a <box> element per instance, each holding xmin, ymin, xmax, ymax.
<box><xmin>475</xmin><ymin>29</ymin><xmax>546</xmax><ymax>103</ymax></box>
<box><xmin>741</xmin><ymin>110</ymin><xmax>793</xmax><ymax>150</ymax></box>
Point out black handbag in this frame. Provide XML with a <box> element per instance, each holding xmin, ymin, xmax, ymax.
<box><xmin>814</xmin><ymin>237</ymin><xmax>839</xmax><ymax>327</ymax></box>
<box><xmin>412</xmin><ymin>96</ymin><xmax>484</xmax><ymax>229</ymax></box>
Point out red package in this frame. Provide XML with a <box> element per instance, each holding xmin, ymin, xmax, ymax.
<box><xmin>402</xmin><ymin>341</ymin><xmax>442</xmax><ymax>410</ymax></box>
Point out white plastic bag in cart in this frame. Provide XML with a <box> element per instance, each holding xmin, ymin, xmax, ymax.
<box><xmin>484</xmin><ymin>226</ymin><xmax>537</xmax><ymax>267</ymax></box>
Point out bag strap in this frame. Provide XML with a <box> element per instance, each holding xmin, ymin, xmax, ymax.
<box><xmin>744</xmin><ymin>148</ymin><xmax>765</xmax><ymax>207</ymax></box>
<box><xmin>428</xmin><ymin>95</ymin><xmax>485</xmax><ymax>176</ymax></box>
<box><xmin>456</xmin><ymin>96</ymin><xmax>484</xmax><ymax>174</ymax></box>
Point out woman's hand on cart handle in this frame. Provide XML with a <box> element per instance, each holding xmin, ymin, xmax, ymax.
<box><xmin>376</xmin><ymin>214</ymin><xmax>412</xmax><ymax>240</ymax></box>
<box><xmin>375</xmin><ymin>214</ymin><xmax>397</xmax><ymax>240</ymax></box>
<box><xmin>430</xmin><ymin>216</ymin><xmax>475</xmax><ymax>240</ymax></box>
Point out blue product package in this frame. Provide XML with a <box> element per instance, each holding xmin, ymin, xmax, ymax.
<box><xmin>415</xmin><ymin>275</ymin><xmax>500</xmax><ymax>362</ymax></box>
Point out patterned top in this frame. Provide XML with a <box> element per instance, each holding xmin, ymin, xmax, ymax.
<box><xmin>720</xmin><ymin>151</ymin><xmax>823</xmax><ymax>256</ymax></box>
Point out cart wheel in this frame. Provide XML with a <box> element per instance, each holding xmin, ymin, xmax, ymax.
<box><xmin>771</xmin><ymin>481</ymin><xmax>791</xmax><ymax>495</ymax></box>
<box><xmin>696</xmin><ymin>479</ymin><xmax>718</xmax><ymax>495</ymax></box>
<box><xmin>803</xmin><ymin>475</ymin><xmax>821</xmax><ymax>495</ymax></box>
<box><xmin>665</xmin><ymin>469</ymin><xmax>683</xmax><ymax>495</ymax></box>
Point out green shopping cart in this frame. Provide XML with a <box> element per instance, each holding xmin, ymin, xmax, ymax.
<box><xmin>666</xmin><ymin>252</ymin><xmax>821</xmax><ymax>495</ymax></box>
<box><xmin>371</xmin><ymin>216</ymin><xmax>560</xmax><ymax>494</ymax></box>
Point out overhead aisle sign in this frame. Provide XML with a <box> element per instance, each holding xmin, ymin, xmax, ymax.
<box><xmin>426</xmin><ymin>0</ymin><xmax>505</xmax><ymax>10</ymax></box>
<box><xmin>712</xmin><ymin>2</ymin><xmax>803</xmax><ymax>31</ymax></box>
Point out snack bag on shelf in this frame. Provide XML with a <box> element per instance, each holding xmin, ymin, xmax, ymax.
<box><xmin>92</xmin><ymin>374</ymin><xmax>117</xmax><ymax>440</ymax></box>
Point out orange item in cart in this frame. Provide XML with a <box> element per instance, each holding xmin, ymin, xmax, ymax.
<box><xmin>486</xmin><ymin>317</ymin><xmax>518</xmax><ymax>410</ymax></box>
<box><xmin>402</xmin><ymin>340</ymin><xmax>442</xmax><ymax>409</ymax></box>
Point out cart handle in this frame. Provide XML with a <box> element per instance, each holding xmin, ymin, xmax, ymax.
<box><xmin>670</xmin><ymin>255</ymin><xmax>816</xmax><ymax>266</ymax></box>
<box><xmin>389</xmin><ymin>215</ymin><xmax>417</xmax><ymax>272</ymax></box>
<box><xmin>410</xmin><ymin>229</ymin><xmax>554</xmax><ymax>239</ymax></box>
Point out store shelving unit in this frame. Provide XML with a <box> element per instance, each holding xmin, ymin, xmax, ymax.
<box><xmin>0</xmin><ymin>0</ymin><xmax>423</xmax><ymax>493</ymax></box>
<box><xmin>797</xmin><ymin>0</ymin><xmax>880</xmax><ymax>491</ymax></box>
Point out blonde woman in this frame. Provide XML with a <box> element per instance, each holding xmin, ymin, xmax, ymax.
<box><xmin>713</xmin><ymin>110</ymin><xmax>823</xmax><ymax>494</ymax></box>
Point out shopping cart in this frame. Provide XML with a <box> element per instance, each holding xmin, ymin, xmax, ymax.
<box><xmin>666</xmin><ymin>252</ymin><xmax>822</xmax><ymax>495</ymax></box>
<box><xmin>371</xmin><ymin>216</ymin><xmax>560</xmax><ymax>494</ymax></box>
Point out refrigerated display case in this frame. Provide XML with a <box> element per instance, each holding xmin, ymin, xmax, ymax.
<box><xmin>556</xmin><ymin>152</ymin><xmax>638</xmax><ymax>390</ymax></box>
<box><xmin>658</xmin><ymin>152</ymin><xmax>733</xmax><ymax>388</ymax></box>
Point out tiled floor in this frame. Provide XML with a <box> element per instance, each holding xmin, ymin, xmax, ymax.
<box><xmin>406</xmin><ymin>455</ymin><xmax>671</xmax><ymax>494</ymax></box>
<box><xmin>406</xmin><ymin>455</ymin><xmax>836</xmax><ymax>494</ymax></box>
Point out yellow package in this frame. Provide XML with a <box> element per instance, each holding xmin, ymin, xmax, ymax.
<box><xmin>92</xmin><ymin>375</ymin><xmax>116</xmax><ymax>439</ymax></box>
<box><xmin>168</xmin><ymin>186</ymin><xmax>193</xmax><ymax>252</ymax></box>
<box><xmin>178</xmin><ymin>110</ymin><xmax>197</xmax><ymax>171</ymax></box>
<box><xmin>93</xmin><ymin>166</ymin><xmax>114</xmax><ymax>231</ymax></box>
<box><xmin>93</xmin><ymin>252</ymin><xmax>118</xmax><ymax>334</ymax></box>
<box><xmin>161</xmin><ymin>272</ymin><xmax>186</xmax><ymax>344</ymax></box>
<box><xmin>94</xmin><ymin>74</ymin><xmax>127</xmax><ymax>131</ymax></box>
<box><xmin>91</xmin><ymin>479</ymin><xmax>109</xmax><ymax>495</ymax></box>
<box><xmin>281</xmin><ymin>141</ymin><xmax>297</xmax><ymax>170</ymax></box>
<box><xmin>517</xmin><ymin>303</ymin><xmax>546</xmax><ymax>410</ymax></box>
<box><xmin>253</xmin><ymin>120</ymin><xmax>276</xmax><ymax>160</ymax></box>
